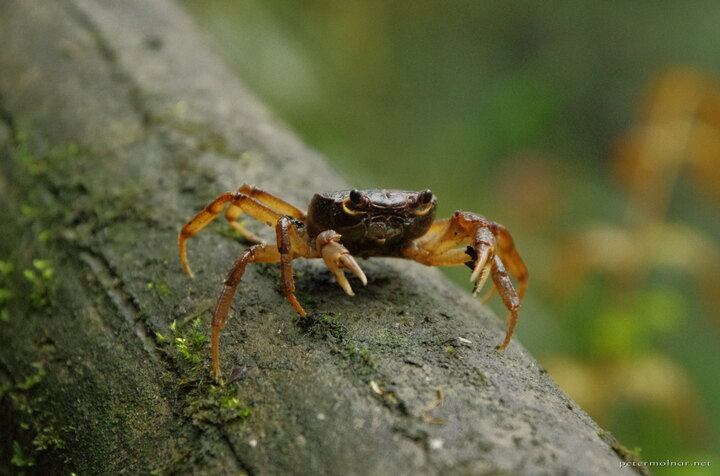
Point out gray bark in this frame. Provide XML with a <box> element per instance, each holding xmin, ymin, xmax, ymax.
<box><xmin>0</xmin><ymin>0</ymin><xmax>641</xmax><ymax>474</ymax></box>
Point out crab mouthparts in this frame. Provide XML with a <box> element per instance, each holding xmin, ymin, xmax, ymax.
<box><xmin>367</xmin><ymin>219</ymin><xmax>402</xmax><ymax>244</ymax></box>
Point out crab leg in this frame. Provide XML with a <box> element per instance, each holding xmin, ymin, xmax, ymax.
<box><xmin>403</xmin><ymin>211</ymin><xmax>526</xmax><ymax>350</ymax></box>
<box><xmin>210</xmin><ymin>217</ymin><xmax>314</xmax><ymax>380</ymax></box>
<box><xmin>179</xmin><ymin>192</ymin><xmax>283</xmax><ymax>276</ymax></box>
<box><xmin>315</xmin><ymin>230</ymin><xmax>367</xmax><ymax>296</ymax></box>
<box><xmin>490</xmin><ymin>221</ymin><xmax>528</xmax><ymax>301</ymax></box>
<box><xmin>275</xmin><ymin>216</ymin><xmax>314</xmax><ymax>317</ymax></box>
<box><xmin>225</xmin><ymin>184</ymin><xmax>307</xmax><ymax>242</ymax></box>
<box><xmin>490</xmin><ymin>255</ymin><xmax>521</xmax><ymax>350</ymax></box>
<box><xmin>211</xmin><ymin>244</ymin><xmax>280</xmax><ymax>379</ymax></box>
<box><xmin>404</xmin><ymin>211</ymin><xmax>496</xmax><ymax>295</ymax></box>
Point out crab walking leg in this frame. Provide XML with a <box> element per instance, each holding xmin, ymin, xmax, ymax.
<box><xmin>490</xmin><ymin>255</ymin><xmax>521</xmax><ymax>350</ymax></box>
<box><xmin>425</xmin><ymin>217</ymin><xmax>450</xmax><ymax>235</ymax></box>
<box><xmin>210</xmin><ymin>244</ymin><xmax>281</xmax><ymax>379</ymax></box>
<box><xmin>404</xmin><ymin>210</ymin><xmax>525</xmax><ymax>349</ymax></box>
<box><xmin>225</xmin><ymin>185</ymin><xmax>307</xmax><ymax>242</ymax></box>
<box><xmin>179</xmin><ymin>192</ymin><xmax>283</xmax><ymax>276</ymax></box>
<box><xmin>404</xmin><ymin>211</ymin><xmax>497</xmax><ymax>295</ymax></box>
<box><xmin>238</xmin><ymin>184</ymin><xmax>306</xmax><ymax>219</ymax></box>
<box><xmin>411</xmin><ymin>214</ymin><xmax>471</xmax><ymax>255</ymax></box>
<box><xmin>490</xmin><ymin>221</ymin><xmax>528</xmax><ymax>301</ymax></box>
<box><xmin>316</xmin><ymin>230</ymin><xmax>367</xmax><ymax>296</ymax></box>
<box><xmin>275</xmin><ymin>216</ymin><xmax>315</xmax><ymax>317</ymax></box>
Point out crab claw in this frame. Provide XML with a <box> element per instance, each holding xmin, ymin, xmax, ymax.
<box><xmin>471</xmin><ymin>263</ymin><xmax>491</xmax><ymax>296</ymax></box>
<box><xmin>468</xmin><ymin>241</ymin><xmax>492</xmax><ymax>296</ymax></box>
<box><xmin>317</xmin><ymin>230</ymin><xmax>367</xmax><ymax>296</ymax></box>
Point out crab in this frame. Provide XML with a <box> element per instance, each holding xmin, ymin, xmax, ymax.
<box><xmin>179</xmin><ymin>185</ymin><xmax>528</xmax><ymax>380</ymax></box>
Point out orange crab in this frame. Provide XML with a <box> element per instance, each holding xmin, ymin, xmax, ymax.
<box><xmin>179</xmin><ymin>185</ymin><xmax>528</xmax><ymax>380</ymax></box>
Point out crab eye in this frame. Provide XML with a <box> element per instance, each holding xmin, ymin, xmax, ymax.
<box><xmin>342</xmin><ymin>190</ymin><xmax>368</xmax><ymax>215</ymax></box>
<box><xmin>349</xmin><ymin>189</ymin><xmax>364</xmax><ymax>204</ymax></box>
<box><xmin>414</xmin><ymin>189</ymin><xmax>434</xmax><ymax>216</ymax></box>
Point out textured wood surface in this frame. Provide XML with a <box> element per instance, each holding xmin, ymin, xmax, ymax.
<box><xmin>0</xmin><ymin>1</ymin><xmax>638</xmax><ymax>474</ymax></box>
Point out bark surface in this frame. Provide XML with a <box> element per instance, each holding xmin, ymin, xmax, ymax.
<box><xmin>0</xmin><ymin>1</ymin><xmax>640</xmax><ymax>474</ymax></box>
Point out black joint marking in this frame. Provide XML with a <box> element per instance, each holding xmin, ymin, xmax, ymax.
<box><xmin>464</xmin><ymin>245</ymin><xmax>477</xmax><ymax>270</ymax></box>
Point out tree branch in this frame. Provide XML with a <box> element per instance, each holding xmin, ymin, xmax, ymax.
<box><xmin>0</xmin><ymin>0</ymin><xmax>640</xmax><ymax>474</ymax></box>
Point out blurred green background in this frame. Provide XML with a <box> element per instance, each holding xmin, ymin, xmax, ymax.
<box><xmin>181</xmin><ymin>1</ymin><xmax>720</xmax><ymax>472</ymax></box>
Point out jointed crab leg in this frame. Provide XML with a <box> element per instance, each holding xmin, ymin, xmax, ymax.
<box><xmin>179</xmin><ymin>192</ymin><xmax>284</xmax><ymax>276</ymax></box>
<box><xmin>276</xmin><ymin>216</ymin><xmax>313</xmax><ymax>317</ymax></box>
<box><xmin>489</xmin><ymin>221</ymin><xmax>528</xmax><ymax>301</ymax></box>
<box><xmin>403</xmin><ymin>211</ymin><xmax>527</xmax><ymax>350</ymax></box>
<box><xmin>210</xmin><ymin>216</ymin><xmax>315</xmax><ymax>379</ymax></box>
<box><xmin>225</xmin><ymin>185</ymin><xmax>307</xmax><ymax>242</ymax></box>
<box><xmin>210</xmin><ymin>244</ymin><xmax>280</xmax><ymax>379</ymax></box>
<box><xmin>490</xmin><ymin>255</ymin><xmax>521</xmax><ymax>350</ymax></box>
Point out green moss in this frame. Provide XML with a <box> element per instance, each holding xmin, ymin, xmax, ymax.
<box><xmin>11</xmin><ymin>440</ymin><xmax>36</xmax><ymax>468</ymax></box>
<box><xmin>297</xmin><ymin>312</ymin><xmax>348</xmax><ymax>342</ymax></box>
<box><xmin>187</xmin><ymin>384</ymin><xmax>252</xmax><ymax>425</ymax></box>
<box><xmin>0</xmin><ymin>288</ymin><xmax>12</xmax><ymax>305</ymax></box>
<box><xmin>598</xmin><ymin>430</ymin><xmax>644</xmax><ymax>465</ymax></box>
<box><xmin>0</xmin><ymin>260</ymin><xmax>13</xmax><ymax>321</ymax></box>
<box><xmin>155</xmin><ymin>317</ymin><xmax>207</xmax><ymax>374</ymax></box>
<box><xmin>32</xmin><ymin>426</ymin><xmax>66</xmax><ymax>451</ymax></box>
<box><xmin>23</xmin><ymin>259</ymin><xmax>55</xmax><ymax>309</ymax></box>
<box><xmin>0</xmin><ymin>260</ymin><xmax>13</xmax><ymax>276</ymax></box>
<box><xmin>376</xmin><ymin>329</ymin><xmax>406</xmax><ymax>346</ymax></box>
<box><xmin>347</xmin><ymin>345</ymin><xmax>373</xmax><ymax>367</ymax></box>
<box><xmin>38</xmin><ymin>229</ymin><xmax>51</xmax><ymax>243</ymax></box>
<box><xmin>16</xmin><ymin>362</ymin><xmax>46</xmax><ymax>390</ymax></box>
<box><xmin>146</xmin><ymin>280</ymin><xmax>171</xmax><ymax>297</ymax></box>
<box><xmin>19</xmin><ymin>204</ymin><xmax>37</xmax><ymax>217</ymax></box>
<box><xmin>4</xmin><ymin>361</ymin><xmax>74</xmax><ymax>470</ymax></box>
<box><xmin>14</xmin><ymin>125</ymin><xmax>80</xmax><ymax>177</ymax></box>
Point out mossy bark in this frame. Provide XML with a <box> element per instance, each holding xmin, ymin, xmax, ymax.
<box><xmin>0</xmin><ymin>1</ymin><xmax>640</xmax><ymax>475</ymax></box>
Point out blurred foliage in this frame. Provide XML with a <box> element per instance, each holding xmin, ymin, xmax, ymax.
<box><xmin>181</xmin><ymin>0</ymin><xmax>719</xmax><ymax>472</ymax></box>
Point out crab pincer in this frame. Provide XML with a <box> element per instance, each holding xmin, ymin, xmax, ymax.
<box><xmin>316</xmin><ymin>230</ymin><xmax>367</xmax><ymax>296</ymax></box>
